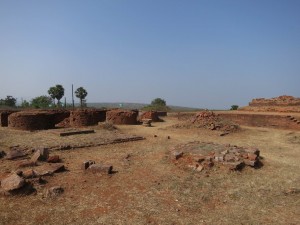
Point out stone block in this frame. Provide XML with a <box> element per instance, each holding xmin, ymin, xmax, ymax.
<box><xmin>87</xmin><ymin>164</ymin><xmax>113</xmax><ymax>174</ymax></box>
<box><xmin>81</xmin><ymin>160</ymin><xmax>95</xmax><ymax>170</ymax></box>
<box><xmin>6</xmin><ymin>149</ymin><xmax>27</xmax><ymax>160</ymax></box>
<box><xmin>1</xmin><ymin>174</ymin><xmax>25</xmax><ymax>191</ymax></box>
<box><xmin>47</xmin><ymin>155</ymin><xmax>60</xmax><ymax>163</ymax></box>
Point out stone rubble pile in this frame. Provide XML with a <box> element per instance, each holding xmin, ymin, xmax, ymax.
<box><xmin>171</xmin><ymin>142</ymin><xmax>261</xmax><ymax>172</ymax></box>
<box><xmin>190</xmin><ymin>111</ymin><xmax>239</xmax><ymax>132</ymax></box>
<box><xmin>0</xmin><ymin>147</ymin><xmax>65</xmax><ymax>196</ymax></box>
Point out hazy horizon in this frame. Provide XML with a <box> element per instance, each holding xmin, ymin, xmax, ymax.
<box><xmin>1</xmin><ymin>0</ymin><xmax>299</xmax><ymax>109</ymax></box>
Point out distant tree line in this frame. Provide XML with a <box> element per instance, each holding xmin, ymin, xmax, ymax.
<box><xmin>0</xmin><ymin>96</ymin><xmax>17</xmax><ymax>107</ymax></box>
<box><xmin>1</xmin><ymin>84</ymin><xmax>88</xmax><ymax>109</ymax></box>
<box><xmin>142</xmin><ymin>98</ymin><xmax>170</xmax><ymax>111</ymax></box>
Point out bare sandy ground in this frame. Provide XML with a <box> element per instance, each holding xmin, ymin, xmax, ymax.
<box><xmin>0</xmin><ymin>116</ymin><xmax>299</xmax><ymax>225</ymax></box>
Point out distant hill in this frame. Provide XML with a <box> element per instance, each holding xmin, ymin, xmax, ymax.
<box><xmin>86</xmin><ymin>102</ymin><xmax>202</xmax><ymax>112</ymax></box>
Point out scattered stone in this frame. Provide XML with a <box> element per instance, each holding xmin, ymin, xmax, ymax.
<box><xmin>203</xmin><ymin>161</ymin><xmax>214</xmax><ymax>168</ymax></box>
<box><xmin>44</xmin><ymin>186</ymin><xmax>64</xmax><ymax>198</ymax></box>
<box><xmin>214</xmin><ymin>154</ymin><xmax>224</xmax><ymax>162</ymax></box>
<box><xmin>31</xmin><ymin>148</ymin><xmax>49</xmax><ymax>163</ymax></box>
<box><xmin>29</xmin><ymin>177</ymin><xmax>47</xmax><ymax>186</ymax></box>
<box><xmin>196</xmin><ymin>156</ymin><xmax>206</xmax><ymax>163</ymax></box>
<box><xmin>142</xmin><ymin>119</ymin><xmax>152</xmax><ymax>127</ymax></box>
<box><xmin>47</xmin><ymin>155</ymin><xmax>60</xmax><ymax>163</ymax></box>
<box><xmin>220</xmin><ymin>132</ymin><xmax>229</xmax><ymax>136</ymax></box>
<box><xmin>17</xmin><ymin>160</ymin><xmax>36</xmax><ymax>168</ymax></box>
<box><xmin>247</xmin><ymin>153</ymin><xmax>258</xmax><ymax>161</ymax></box>
<box><xmin>221</xmin><ymin>150</ymin><xmax>229</xmax><ymax>155</ymax></box>
<box><xmin>224</xmin><ymin>153</ymin><xmax>236</xmax><ymax>162</ymax></box>
<box><xmin>15</xmin><ymin>170</ymin><xmax>23</xmax><ymax>176</ymax></box>
<box><xmin>0</xmin><ymin>150</ymin><xmax>6</xmax><ymax>158</ymax></box>
<box><xmin>170</xmin><ymin>141</ymin><xmax>262</xmax><ymax>174</ymax></box>
<box><xmin>87</xmin><ymin>164</ymin><xmax>113</xmax><ymax>174</ymax></box>
<box><xmin>196</xmin><ymin>165</ymin><xmax>204</xmax><ymax>172</ymax></box>
<box><xmin>245</xmin><ymin>148</ymin><xmax>260</xmax><ymax>157</ymax></box>
<box><xmin>34</xmin><ymin>163</ymin><xmax>65</xmax><ymax>176</ymax></box>
<box><xmin>81</xmin><ymin>160</ymin><xmax>95</xmax><ymax>170</ymax></box>
<box><xmin>167</xmin><ymin>136</ymin><xmax>171</xmax><ymax>139</ymax></box>
<box><xmin>6</xmin><ymin>149</ymin><xmax>27</xmax><ymax>160</ymax></box>
<box><xmin>1</xmin><ymin>174</ymin><xmax>25</xmax><ymax>191</ymax></box>
<box><xmin>244</xmin><ymin>159</ymin><xmax>257</xmax><ymax>167</ymax></box>
<box><xmin>154</xmin><ymin>135</ymin><xmax>157</xmax><ymax>137</ymax></box>
<box><xmin>172</xmin><ymin>151</ymin><xmax>183</xmax><ymax>160</ymax></box>
<box><xmin>22</xmin><ymin>169</ymin><xmax>38</xmax><ymax>179</ymax></box>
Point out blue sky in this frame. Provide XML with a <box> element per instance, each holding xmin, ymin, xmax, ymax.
<box><xmin>0</xmin><ymin>0</ymin><xmax>299</xmax><ymax>109</ymax></box>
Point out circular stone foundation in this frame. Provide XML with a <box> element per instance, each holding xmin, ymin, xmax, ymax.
<box><xmin>8</xmin><ymin>111</ymin><xmax>55</xmax><ymax>130</ymax></box>
<box><xmin>106</xmin><ymin>109</ymin><xmax>138</xmax><ymax>125</ymax></box>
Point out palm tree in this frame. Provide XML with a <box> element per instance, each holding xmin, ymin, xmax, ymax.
<box><xmin>48</xmin><ymin>84</ymin><xmax>65</xmax><ymax>107</ymax></box>
<box><xmin>75</xmin><ymin>87</ymin><xmax>88</xmax><ymax>107</ymax></box>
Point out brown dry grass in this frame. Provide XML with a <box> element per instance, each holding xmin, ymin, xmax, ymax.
<box><xmin>0</xmin><ymin>116</ymin><xmax>299</xmax><ymax>225</ymax></box>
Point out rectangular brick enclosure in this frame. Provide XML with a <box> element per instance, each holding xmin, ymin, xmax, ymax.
<box><xmin>217</xmin><ymin>112</ymin><xmax>300</xmax><ymax>130</ymax></box>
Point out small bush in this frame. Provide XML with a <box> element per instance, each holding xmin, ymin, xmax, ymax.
<box><xmin>230</xmin><ymin>105</ymin><xmax>239</xmax><ymax>110</ymax></box>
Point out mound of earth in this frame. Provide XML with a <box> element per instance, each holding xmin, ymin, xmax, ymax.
<box><xmin>170</xmin><ymin>141</ymin><xmax>262</xmax><ymax>173</ymax></box>
<box><xmin>172</xmin><ymin>111</ymin><xmax>239</xmax><ymax>133</ymax></box>
<box><xmin>240</xmin><ymin>95</ymin><xmax>300</xmax><ymax>112</ymax></box>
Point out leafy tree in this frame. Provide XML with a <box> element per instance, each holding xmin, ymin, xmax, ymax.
<box><xmin>0</xmin><ymin>95</ymin><xmax>17</xmax><ymax>107</ymax></box>
<box><xmin>230</xmin><ymin>105</ymin><xmax>239</xmax><ymax>110</ymax></box>
<box><xmin>75</xmin><ymin>87</ymin><xmax>88</xmax><ymax>107</ymax></box>
<box><xmin>21</xmin><ymin>100</ymin><xmax>30</xmax><ymax>108</ymax></box>
<box><xmin>31</xmin><ymin>95</ymin><xmax>52</xmax><ymax>108</ymax></box>
<box><xmin>48</xmin><ymin>84</ymin><xmax>65</xmax><ymax>106</ymax></box>
<box><xmin>151</xmin><ymin>98</ymin><xmax>166</xmax><ymax>106</ymax></box>
<box><xmin>143</xmin><ymin>97</ymin><xmax>169</xmax><ymax>111</ymax></box>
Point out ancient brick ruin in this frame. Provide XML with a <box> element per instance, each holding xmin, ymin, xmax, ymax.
<box><xmin>0</xmin><ymin>108</ymin><xmax>147</xmax><ymax>130</ymax></box>
<box><xmin>217</xmin><ymin>113</ymin><xmax>300</xmax><ymax>130</ymax></box>
<box><xmin>249</xmin><ymin>95</ymin><xmax>300</xmax><ymax>107</ymax></box>
<box><xmin>0</xmin><ymin>110</ymin><xmax>18</xmax><ymax>127</ymax></box>
<box><xmin>241</xmin><ymin>95</ymin><xmax>300</xmax><ymax>112</ymax></box>
<box><xmin>139</xmin><ymin>111</ymin><xmax>162</xmax><ymax>122</ymax></box>
<box><xmin>69</xmin><ymin>109</ymin><xmax>106</xmax><ymax>127</ymax></box>
<box><xmin>191</xmin><ymin>111</ymin><xmax>239</xmax><ymax>132</ymax></box>
<box><xmin>106</xmin><ymin>109</ymin><xmax>138</xmax><ymax>125</ymax></box>
<box><xmin>8</xmin><ymin>110</ymin><xmax>70</xmax><ymax>131</ymax></box>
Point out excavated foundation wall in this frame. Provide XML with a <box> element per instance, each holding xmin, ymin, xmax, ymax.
<box><xmin>51</xmin><ymin>110</ymin><xmax>70</xmax><ymax>125</ymax></box>
<box><xmin>106</xmin><ymin>110</ymin><xmax>138</xmax><ymax>125</ymax></box>
<box><xmin>157</xmin><ymin>111</ymin><xmax>167</xmax><ymax>117</ymax></box>
<box><xmin>218</xmin><ymin>113</ymin><xmax>300</xmax><ymax>130</ymax></box>
<box><xmin>70</xmin><ymin>109</ymin><xmax>106</xmax><ymax>127</ymax></box>
<box><xmin>8</xmin><ymin>112</ymin><xmax>56</xmax><ymax>130</ymax></box>
<box><xmin>0</xmin><ymin>110</ymin><xmax>18</xmax><ymax>127</ymax></box>
<box><xmin>139</xmin><ymin>111</ymin><xmax>161</xmax><ymax>122</ymax></box>
<box><xmin>8</xmin><ymin>110</ymin><xmax>71</xmax><ymax>130</ymax></box>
